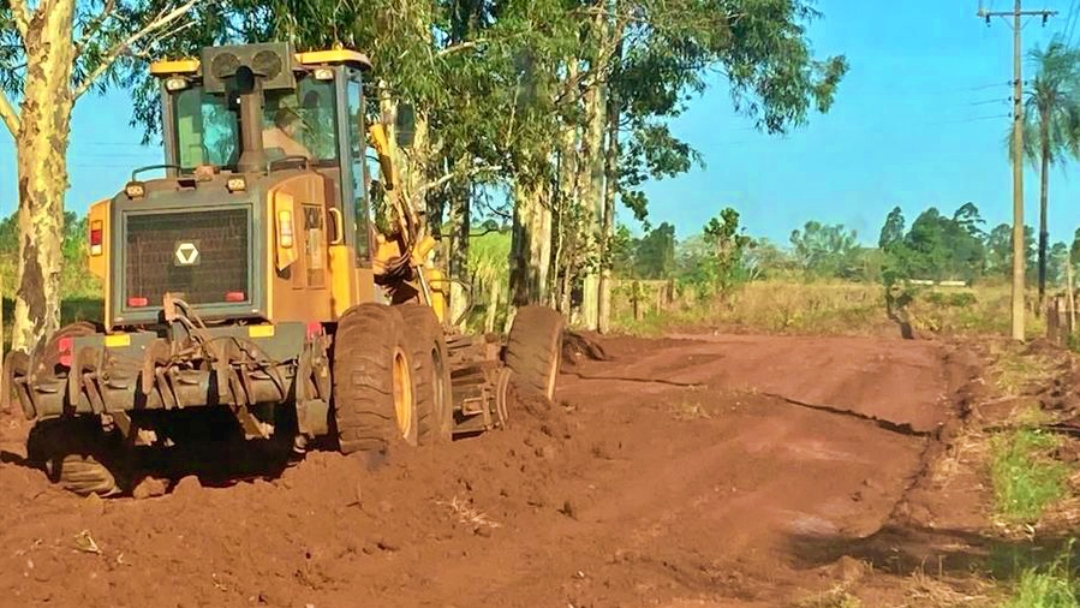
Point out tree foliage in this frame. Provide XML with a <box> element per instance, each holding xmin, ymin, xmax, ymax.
<box><xmin>631</xmin><ymin>222</ymin><xmax>678</xmax><ymax>279</ymax></box>
<box><xmin>0</xmin><ymin>0</ymin><xmax>847</xmax><ymax>338</ymax></box>
<box><xmin>875</xmin><ymin>203</ymin><xmax>1054</xmax><ymax>287</ymax></box>
<box><xmin>789</xmin><ymin>221</ymin><xmax>859</xmax><ymax>279</ymax></box>
<box><xmin>1008</xmin><ymin>35</ymin><xmax>1080</xmax><ymax>301</ymax></box>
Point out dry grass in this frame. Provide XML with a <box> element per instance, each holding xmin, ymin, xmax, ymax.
<box><xmin>668</xmin><ymin>387</ymin><xmax>712</xmax><ymax>421</ymax></box>
<box><xmin>437</xmin><ymin>496</ymin><xmax>502</xmax><ymax>529</ymax></box>
<box><xmin>929</xmin><ymin>428</ymin><xmax>989</xmax><ymax>490</ymax></box>
<box><xmin>611</xmin><ymin>279</ymin><xmax>1046</xmax><ymax>339</ymax></box>
<box><xmin>988</xmin><ymin>343</ymin><xmax>1058</xmax><ymax>398</ymax></box>
<box><xmin>73</xmin><ymin>530</ymin><xmax>102</xmax><ymax>554</ymax></box>
<box><xmin>903</xmin><ymin>568</ymin><xmax>994</xmax><ymax>607</ymax></box>
<box><xmin>670</xmin><ymin>401</ymin><xmax>711</xmax><ymax>421</ymax></box>
<box><xmin>796</xmin><ymin>585</ymin><xmax>862</xmax><ymax>608</ymax></box>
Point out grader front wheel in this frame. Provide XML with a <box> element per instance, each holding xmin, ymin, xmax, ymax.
<box><xmin>399</xmin><ymin>304</ymin><xmax>453</xmax><ymax>444</ymax></box>
<box><xmin>332</xmin><ymin>304</ymin><xmax>420</xmax><ymax>454</ymax></box>
<box><xmin>504</xmin><ymin>306</ymin><xmax>565</xmax><ymax>400</ymax></box>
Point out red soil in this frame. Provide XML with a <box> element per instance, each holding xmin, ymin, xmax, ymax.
<box><xmin>0</xmin><ymin>332</ymin><xmax>970</xmax><ymax>607</ymax></box>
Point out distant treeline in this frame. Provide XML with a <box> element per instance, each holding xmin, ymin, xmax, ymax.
<box><xmin>614</xmin><ymin>202</ymin><xmax>1073</xmax><ymax>289</ymax></box>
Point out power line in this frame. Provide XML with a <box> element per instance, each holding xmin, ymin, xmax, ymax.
<box><xmin>1064</xmin><ymin>0</ymin><xmax>1080</xmax><ymax>44</ymax></box>
<box><xmin>921</xmin><ymin>81</ymin><xmax>1012</xmax><ymax>95</ymax></box>
<box><xmin>929</xmin><ymin>112</ymin><xmax>1013</xmax><ymax>125</ymax></box>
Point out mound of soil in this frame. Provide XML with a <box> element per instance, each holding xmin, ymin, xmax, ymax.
<box><xmin>561</xmin><ymin>330</ymin><xmax>609</xmax><ymax>365</ymax></box>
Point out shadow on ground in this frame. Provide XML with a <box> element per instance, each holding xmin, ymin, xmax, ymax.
<box><xmin>786</xmin><ymin>523</ymin><xmax>1080</xmax><ymax>583</ymax></box>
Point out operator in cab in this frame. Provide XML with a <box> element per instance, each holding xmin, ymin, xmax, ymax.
<box><xmin>262</xmin><ymin>106</ymin><xmax>311</xmax><ymax>158</ymax></box>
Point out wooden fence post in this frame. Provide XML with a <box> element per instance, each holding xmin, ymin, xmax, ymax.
<box><xmin>632</xmin><ymin>280</ymin><xmax>642</xmax><ymax>321</ymax></box>
<box><xmin>1069</xmin><ymin>263</ymin><xmax>1077</xmax><ymax>338</ymax></box>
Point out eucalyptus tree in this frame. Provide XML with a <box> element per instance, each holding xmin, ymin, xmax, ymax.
<box><xmin>111</xmin><ymin>0</ymin><xmax>848</xmax><ymax>334</ymax></box>
<box><xmin>0</xmin><ymin>0</ymin><xmax>206</xmax><ymax>351</ymax></box>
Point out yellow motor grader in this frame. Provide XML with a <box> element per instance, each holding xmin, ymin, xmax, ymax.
<box><xmin>2</xmin><ymin>42</ymin><xmax>564</xmax><ymax>496</ymax></box>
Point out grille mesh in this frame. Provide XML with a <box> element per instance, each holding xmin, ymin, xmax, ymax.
<box><xmin>124</xmin><ymin>208</ymin><xmax>250</xmax><ymax>307</ymax></box>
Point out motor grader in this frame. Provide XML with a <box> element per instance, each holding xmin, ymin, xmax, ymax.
<box><xmin>2</xmin><ymin>42</ymin><xmax>564</xmax><ymax>497</ymax></box>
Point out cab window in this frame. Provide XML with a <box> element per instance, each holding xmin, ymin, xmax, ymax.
<box><xmin>173</xmin><ymin>87</ymin><xmax>239</xmax><ymax>170</ymax></box>
<box><xmin>262</xmin><ymin>77</ymin><xmax>338</xmax><ymax>163</ymax></box>
<box><xmin>346</xmin><ymin>75</ymin><xmax>370</xmax><ymax>261</ymax></box>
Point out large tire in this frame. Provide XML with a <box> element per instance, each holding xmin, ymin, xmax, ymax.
<box><xmin>398</xmin><ymin>304</ymin><xmax>453</xmax><ymax>444</ymax></box>
<box><xmin>26</xmin><ymin>418</ymin><xmax>123</xmax><ymax>497</ymax></box>
<box><xmin>332</xmin><ymin>303</ymin><xmax>419</xmax><ymax>454</ymax></box>
<box><xmin>504</xmin><ymin>306</ymin><xmax>565</xmax><ymax>400</ymax></box>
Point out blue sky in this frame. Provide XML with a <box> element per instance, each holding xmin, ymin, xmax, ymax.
<box><xmin>640</xmin><ymin>0</ymin><xmax>1080</xmax><ymax>246</ymax></box>
<box><xmin>0</xmin><ymin>0</ymin><xmax>1077</xmax><ymax>249</ymax></box>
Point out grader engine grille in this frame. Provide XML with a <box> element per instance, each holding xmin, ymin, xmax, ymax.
<box><xmin>124</xmin><ymin>208</ymin><xmax>250</xmax><ymax>307</ymax></box>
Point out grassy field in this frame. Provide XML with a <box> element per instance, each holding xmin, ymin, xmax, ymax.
<box><xmin>990</xmin><ymin>428</ymin><xmax>1070</xmax><ymax>524</ymax></box>
<box><xmin>610</xmin><ymin>278</ymin><xmax>1050</xmax><ymax>340</ymax></box>
<box><xmin>0</xmin><ymin>277</ymin><xmax>1050</xmax><ymax>345</ymax></box>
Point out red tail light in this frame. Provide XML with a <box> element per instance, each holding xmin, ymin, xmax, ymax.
<box><xmin>225</xmin><ymin>291</ymin><xmax>246</xmax><ymax>302</ymax></box>
<box><xmin>127</xmin><ymin>296</ymin><xmax>149</xmax><ymax>307</ymax></box>
<box><xmin>57</xmin><ymin>336</ymin><xmax>74</xmax><ymax>368</ymax></box>
<box><xmin>89</xmin><ymin>220</ymin><xmax>103</xmax><ymax>256</ymax></box>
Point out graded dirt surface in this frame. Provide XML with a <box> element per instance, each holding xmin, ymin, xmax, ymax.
<box><xmin>0</xmin><ymin>332</ymin><xmax>966</xmax><ymax>608</ymax></box>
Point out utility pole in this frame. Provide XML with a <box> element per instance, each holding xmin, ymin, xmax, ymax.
<box><xmin>977</xmin><ymin>1</ymin><xmax>1056</xmax><ymax>341</ymax></box>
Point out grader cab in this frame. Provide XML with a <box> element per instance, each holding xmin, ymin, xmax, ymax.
<box><xmin>3</xmin><ymin>42</ymin><xmax>564</xmax><ymax>497</ymax></box>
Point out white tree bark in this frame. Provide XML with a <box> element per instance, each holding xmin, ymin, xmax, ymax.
<box><xmin>2</xmin><ymin>0</ymin><xmax>202</xmax><ymax>351</ymax></box>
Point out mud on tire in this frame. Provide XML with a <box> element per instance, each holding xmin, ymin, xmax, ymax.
<box><xmin>26</xmin><ymin>417</ymin><xmax>124</xmax><ymax>497</ymax></box>
<box><xmin>332</xmin><ymin>303</ymin><xmax>419</xmax><ymax>454</ymax></box>
<box><xmin>399</xmin><ymin>304</ymin><xmax>453</xmax><ymax>444</ymax></box>
<box><xmin>504</xmin><ymin>306</ymin><xmax>565</xmax><ymax>400</ymax></box>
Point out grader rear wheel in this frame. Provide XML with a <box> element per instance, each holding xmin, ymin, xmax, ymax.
<box><xmin>22</xmin><ymin>323</ymin><xmax>124</xmax><ymax>497</ymax></box>
<box><xmin>504</xmin><ymin>306</ymin><xmax>565</xmax><ymax>400</ymax></box>
<box><xmin>399</xmin><ymin>304</ymin><xmax>453</xmax><ymax>444</ymax></box>
<box><xmin>332</xmin><ymin>303</ymin><xmax>419</xmax><ymax>453</ymax></box>
<box><xmin>26</xmin><ymin>418</ymin><xmax>124</xmax><ymax>497</ymax></box>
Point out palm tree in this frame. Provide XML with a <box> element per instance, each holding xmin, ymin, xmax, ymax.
<box><xmin>1009</xmin><ymin>36</ymin><xmax>1080</xmax><ymax>309</ymax></box>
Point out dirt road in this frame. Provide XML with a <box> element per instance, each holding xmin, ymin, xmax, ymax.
<box><xmin>0</xmin><ymin>332</ymin><xmax>964</xmax><ymax>607</ymax></box>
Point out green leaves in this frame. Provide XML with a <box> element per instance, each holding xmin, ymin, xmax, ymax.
<box><xmin>876</xmin><ymin>202</ymin><xmax>1049</xmax><ymax>287</ymax></box>
<box><xmin>878</xmin><ymin>206</ymin><xmax>905</xmax><ymax>252</ymax></box>
<box><xmin>789</xmin><ymin>220</ymin><xmax>858</xmax><ymax>279</ymax></box>
<box><xmin>1009</xmin><ymin>34</ymin><xmax>1080</xmax><ymax>168</ymax></box>
<box><xmin>711</xmin><ymin>0</ymin><xmax>849</xmax><ymax>134</ymax></box>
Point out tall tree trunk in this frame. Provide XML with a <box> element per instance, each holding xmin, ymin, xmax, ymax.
<box><xmin>484</xmin><ymin>279</ymin><xmax>500</xmax><ymax>334</ymax></box>
<box><xmin>597</xmin><ymin>112</ymin><xmax>618</xmax><ymax>333</ymax></box>
<box><xmin>553</xmin><ymin>118</ymin><xmax>580</xmax><ymax>313</ymax></box>
<box><xmin>1038</xmin><ymin>114</ymin><xmax>1050</xmax><ymax>313</ymax></box>
<box><xmin>597</xmin><ymin>35</ymin><xmax>623</xmax><ymax>335</ymax></box>
<box><xmin>448</xmin><ymin>179</ymin><xmax>470</xmax><ymax>329</ymax></box>
<box><xmin>13</xmin><ymin>1</ymin><xmax>77</xmax><ymax>352</ymax></box>
<box><xmin>578</xmin><ymin>82</ymin><xmax>607</xmax><ymax>330</ymax></box>
<box><xmin>510</xmin><ymin>180</ymin><xmax>552</xmax><ymax>306</ymax></box>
